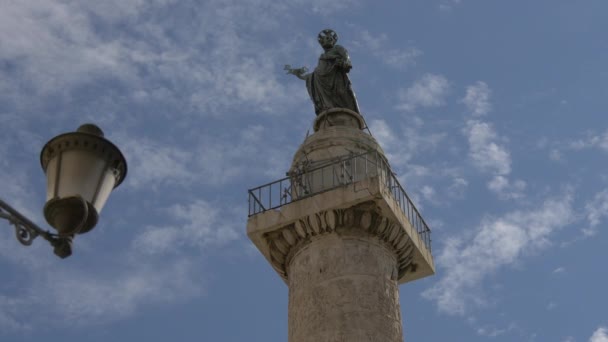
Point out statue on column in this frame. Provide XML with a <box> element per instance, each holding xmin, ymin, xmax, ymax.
<box><xmin>285</xmin><ymin>29</ymin><xmax>360</xmax><ymax>115</ymax></box>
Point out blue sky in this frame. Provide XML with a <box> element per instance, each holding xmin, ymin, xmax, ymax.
<box><xmin>1</xmin><ymin>0</ymin><xmax>607</xmax><ymax>341</ymax></box>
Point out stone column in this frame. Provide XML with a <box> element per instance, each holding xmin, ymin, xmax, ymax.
<box><xmin>247</xmin><ymin>108</ymin><xmax>435</xmax><ymax>342</ymax></box>
<box><xmin>287</xmin><ymin>212</ymin><xmax>403</xmax><ymax>341</ymax></box>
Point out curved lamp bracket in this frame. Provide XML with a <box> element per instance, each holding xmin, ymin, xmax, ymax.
<box><xmin>0</xmin><ymin>199</ymin><xmax>74</xmax><ymax>258</ymax></box>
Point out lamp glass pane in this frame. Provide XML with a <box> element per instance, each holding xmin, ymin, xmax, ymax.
<box><xmin>45</xmin><ymin>157</ymin><xmax>58</xmax><ymax>201</ymax></box>
<box><xmin>57</xmin><ymin>149</ymin><xmax>106</xmax><ymax>203</ymax></box>
<box><xmin>92</xmin><ymin>170</ymin><xmax>116</xmax><ymax>214</ymax></box>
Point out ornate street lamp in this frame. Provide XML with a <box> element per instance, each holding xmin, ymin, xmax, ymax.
<box><xmin>0</xmin><ymin>124</ymin><xmax>127</xmax><ymax>258</ymax></box>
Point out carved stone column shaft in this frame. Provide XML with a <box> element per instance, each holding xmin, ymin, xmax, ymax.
<box><xmin>288</xmin><ymin>229</ymin><xmax>403</xmax><ymax>342</ymax></box>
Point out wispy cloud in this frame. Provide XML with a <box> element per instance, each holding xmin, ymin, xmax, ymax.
<box><xmin>462</xmin><ymin>81</ymin><xmax>492</xmax><ymax>116</ymax></box>
<box><xmin>466</xmin><ymin>120</ymin><xmax>511</xmax><ymax>176</ymax></box>
<box><xmin>371</xmin><ymin>118</ymin><xmax>445</xmax><ymax>167</ymax></box>
<box><xmin>590</xmin><ymin>326</ymin><xmax>608</xmax><ymax>342</ymax></box>
<box><xmin>423</xmin><ymin>193</ymin><xmax>574</xmax><ymax>315</ymax></box>
<box><xmin>553</xmin><ymin>266</ymin><xmax>566</xmax><ymax>274</ymax></box>
<box><xmin>0</xmin><ymin>197</ymin><xmax>244</xmax><ymax>333</ymax></box>
<box><xmin>447</xmin><ymin>176</ymin><xmax>469</xmax><ymax>198</ymax></box>
<box><xmin>462</xmin><ymin>82</ymin><xmax>525</xmax><ymax>199</ymax></box>
<box><xmin>0</xmin><ymin>258</ymin><xmax>204</xmax><ymax>331</ymax></box>
<box><xmin>420</xmin><ymin>185</ymin><xmax>438</xmax><ymax>203</ymax></box>
<box><xmin>0</xmin><ymin>0</ymin><xmax>315</xmax><ymax>117</ymax></box>
<box><xmin>569</xmin><ymin>130</ymin><xmax>608</xmax><ymax>152</ymax></box>
<box><xmin>121</xmin><ymin>136</ymin><xmax>196</xmax><ymax>189</ymax></box>
<box><xmin>194</xmin><ymin>125</ymin><xmax>293</xmax><ymax>185</ymax></box>
<box><xmin>439</xmin><ymin>0</ymin><xmax>462</xmax><ymax>11</ymax></box>
<box><xmin>132</xmin><ymin>200</ymin><xmax>240</xmax><ymax>255</ymax></box>
<box><xmin>369</xmin><ymin>117</ymin><xmax>473</xmax><ymax>206</ymax></box>
<box><xmin>396</xmin><ymin>74</ymin><xmax>450</xmax><ymax>112</ymax></box>
<box><xmin>476</xmin><ymin>323</ymin><xmax>517</xmax><ymax>337</ymax></box>
<box><xmin>369</xmin><ymin>117</ymin><xmax>446</xmax><ymax>186</ymax></box>
<box><xmin>118</xmin><ymin>124</ymin><xmax>293</xmax><ymax>191</ymax></box>
<box><xmin>0</xmin><ymin>296</ymin><xmax>32</xmax><ymax>332</ymax></box>
<box><xmin>0</xmin><ymin>194</ymin><xmax>246</xmax><ymax>332</ymax></box>
<box><xmin>45</xmin><ymin>259</ymin><xmax>203</xmax><ymax>324</ymax></box>
<box><xmin>540</xmin><ymin>130</ymin><xmax>608</xmax><ymax>164</ymax></box>
<box><xmin>355</xmin><ymin>30</ymin><xmax>422</xmax><ymax>69</ymax></box>
<box><xmin>291</xmin><ymin>0</ymin><xmax>360</xmax><ymax>14</ymax></box>
<box><xmin>487</xmin><ymin>175</ymin><xmax>527</xmax><ymax>200</ymax></box>
<box><xmin>584</xmin><ymin>189</ymin><xmax>608</xmax><ymax>236</ymax></box>
<box><xmin>549</xmin><ymin>148</ymin><xmax>563</xmax><ymax>161</ymax></box>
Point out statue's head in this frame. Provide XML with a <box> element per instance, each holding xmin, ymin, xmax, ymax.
<box><xmin>318</xmin><ymin>29</ymin><xmax>338</xmax><ymax>49</ymax></box>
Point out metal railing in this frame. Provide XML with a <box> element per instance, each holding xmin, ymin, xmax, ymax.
<box><xmin>247</xmin><ymin>151</ymin><xmax>431</xmax><ymax>251</ymax></box>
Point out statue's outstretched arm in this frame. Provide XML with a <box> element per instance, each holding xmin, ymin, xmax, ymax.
<box><xmin>284</xmin><ymin>65</ymin><xmax>310</xmax><ymax>80</ymax></box>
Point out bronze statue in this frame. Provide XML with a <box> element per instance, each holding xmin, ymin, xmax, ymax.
<box><xmin>285</xmin><ymin>29</ymin><xmax>360</xmax><ymax>115</ymax></box>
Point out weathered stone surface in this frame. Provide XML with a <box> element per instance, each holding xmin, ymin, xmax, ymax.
<box><xmin>290</xmin><ymin>110</ymin><xmax>383</xmax><ymax>177</ymax></box>
<box><xmin>288</xmin><ymin>232</ymin><xmax>403</xmax><ymax>342</ymax></box>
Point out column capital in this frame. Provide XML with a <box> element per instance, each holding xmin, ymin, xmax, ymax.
<box><xmin>264</xmin><ymin>201</ymin><xmax>416</xmax><ymax>281</ymax></box>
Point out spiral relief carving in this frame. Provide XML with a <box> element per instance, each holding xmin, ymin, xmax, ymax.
<box><xmin>264</xmin><ymin>201</ymin><xmax>417</xmax><ymax>281</ymax></box>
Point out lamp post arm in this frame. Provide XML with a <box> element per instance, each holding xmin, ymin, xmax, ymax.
<box><xmin>0</xmin><ymin>198</ymin><xmax>71</xmax><ymax>258</ymax></box>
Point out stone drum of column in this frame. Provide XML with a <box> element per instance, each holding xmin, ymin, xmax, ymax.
<box><xmin>287</xmin><ymin>229</ymin><xmax>403</xmax><ymax>342</ymax></box>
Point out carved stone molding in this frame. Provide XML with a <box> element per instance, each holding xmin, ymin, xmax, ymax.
<box><xmin>263</xmin><ymin>201</ymin><xmax>417</xmax><ymax>281</ymax></box>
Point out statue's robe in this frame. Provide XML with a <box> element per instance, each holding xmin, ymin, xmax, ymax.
<box><xmin>306</xmin><ymin>45</ymin><xmax>360</xmax><ymax>115</ymax></box>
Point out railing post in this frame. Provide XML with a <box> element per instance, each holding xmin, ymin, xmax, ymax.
<box><xmin>354</xmin><ymin>155</ymin><xmax>357</xmax><ymax>182</ymax></box>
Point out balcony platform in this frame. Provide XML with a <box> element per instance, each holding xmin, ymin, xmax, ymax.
<box><xmin>248</xmin><ymin>171</ymin><xmax>434</xmax><ymax>285</ymax></box>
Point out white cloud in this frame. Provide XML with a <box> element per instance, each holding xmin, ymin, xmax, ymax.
<box><xmin>0</xmin><ymin>0</ymin><xmax>120</xmax><ymax>94</ymax></box>
<box><xmin>46</xmin><ymin>259</ymin><xmax>202</xmax><ymax>323</ymax></box>
<box><xmin>396</xmin><ymin>74</ymin><xmax>450</xmax><ymax>112</ymax></box>
<box><xmin>0</xmin><ymin>198</ymin><xmax>241</xmax><ymax>332</ymax></box>
<box><xmin>465</xmin><ymin>120</ymin><xmax>511</xmax><ymax>175</ymax></box>
<box><xmin>133</xmin><ymin>200</ymin><xmax>240</xmax><ymax>255</ymax></box>
<box><xmin>570</xmin><ymin>130</ymin><xmax>608</xmax><ymax>152</ymax></box>
<box><xmin>421</xmin><ymin>185</ymin><xmax>437</xmax><ymax>203</ymax></box>
<box><xmin>118</xmin><ymin>124</ymin><xmax>292</xmax><ymax>190</ymax></box>
<box><xmin>120</xmin><ymin>137</ymin><xmax>196</xmax><ymax>189</ymax></box>
<box><xmin>439</xmin><ymin>0</ymin><xmax>462</xmax><ymax>11</ymax></box>
<box><xmin>542</xmin><ymin>130</ymin><xmax>608</xmax><ymax>164</ymax></box>
<box><xmin>0</xmin><ymin>258</ymin><xmax>204</xmax><ymax>331</ymax></box>
<box><xmin>370</xmin><ymin>118</ymin><xmax>445</xmax><ymax>184</ymax></box>
<box><xmin>371</xmin><ymin>119</ymin><xmax>400</xmax><ymax>154</ymax></box>
<box><xmin>463</xmin><ymin>118</ymin><xmax>527</xmax><ymax>199</ymax></box>
<box><xmin>448</xmin><ymin>176</ymin><xmax>469</xmax><ymax>198</ymax></box>
<box><xmin>488</xmin><ymin>176</ymin><xmax>527</xmax><ymax>200</ymax></box>
<box><xmin>0</xmin><ymin>296</ymin><xmax>32</xmax><ymax>332</ymax></box>
<box><xmin>476</xmin><ymin>323</ymin><xmax>516</xmax><ymax>337</ymax></box>
<box><xmin>291</xmin><ymin>0</ymin><xmax>360</xmax><ymax>14</ymax></box>
<box><xmin>371</xmin><ymin>118</ymin><xmax>443</xmax><ymax>165</ymax></box>
<box><xmin>195</xmin><ymin>125</ymin><xmax>292</xmax><ymax>185</ymax></box>
<box><xmin>0</xmin><ymin>198</ymin><xmax>242</xmax><ymax>332</ymax></box>
<box><xmin>422</xmin><ymin>193</ymin><xmax>574</xmax><ymax>315</ymax></box>
<box><xmin>584</xmin><ymin>189</ymin><xmax>608</xmax><ymax>236</ymax></box>
<box><xmin>0</xmin><ymin>0</ymin><xmax>313</xmax><ymax>116</ymax></box>
<box><xmin>553</xmin><ymin>266</ymin><xmax>566</xmax><ymax>274</ymax></box>
<box><xmin>369</xmin><ymin>118</ymin><xmax>474</xmax><ymax>204</ymax></box>
<box><xmin>462</xmin><ymin>81</ymin><xmax>492</xmax><ymax>116</ymax></box>
<box><xmin>357</xmin><ymin>30</ymin><xmax>422</xmax><ymax>69</ymax></box>
<box><xmin>590</xmin><ymin>327</ymin><xmax>608</xmax><ymax>342</ymax></box>
<box><xmin>461</xmin><ymin>82</ymin><xmax>527</xmax><ymax>199</ymax></box>
<box><xmin>549</xmin><ymin>149</ymin><xmax>563</xmax><ymax>161</ymax></box>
